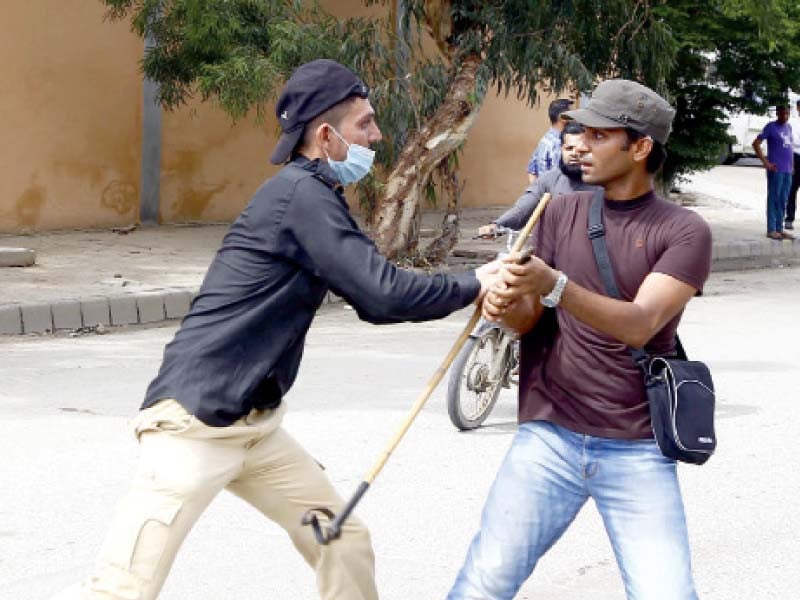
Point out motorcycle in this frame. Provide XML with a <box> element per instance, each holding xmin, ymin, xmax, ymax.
<box><xmin>446</xmin><ymin>226</ymin><xmax>520</xmax><ymax>430</ymax></box>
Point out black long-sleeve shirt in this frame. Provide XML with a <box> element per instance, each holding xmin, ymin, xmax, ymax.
<box><xmin>143</xmin><ymin>156</ymin><xmax>480</xmax><ymax>425</ymax></box>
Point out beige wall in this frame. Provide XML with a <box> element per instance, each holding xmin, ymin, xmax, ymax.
<box><xmin>155</xmin><ymin>85</ymin><xmax>550</xmax><ymax>224</ymax></box>
<box><xmin>154</xmin><ymin>0</ymin><xmax>376</xmax><ymax>224</ymax></box>
<box><xmin>0</xmin><ymin>1</ymin><xmax>144</xmax><ymax>233</ymax></box>
<box><xmin>460</xmin><ymin>92</ymin><xmax>551</xmax><ymax>207</ymax></box>
<box><xmin>0</xmin><ymin>1</ymin><xmax>550</xmax><ymax>233</ymax></box>
<box><xmin>159</xmin><ymin>103</ymin><xmax>280</xmax><ymax>223</ymax></box>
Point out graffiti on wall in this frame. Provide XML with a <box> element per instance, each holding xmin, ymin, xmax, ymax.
<box><xmin>14</xmin><ymin>178</ymin><xmax>46</xmax><ymax>228</ymax></box>
<box><xmin>101</xmin><ymin>180</ymin><xmax>138</xmax><ymax>215</ymax></box>
<box><xmin>171</xmin><ymin>182</ymin><xmax>228</xmax><ymax>221</ymax></box>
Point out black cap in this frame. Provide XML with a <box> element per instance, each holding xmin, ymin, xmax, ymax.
<box><xmin>270</xmin><ymin>59</ymin><xmax>369</xmax><ymax>165</ymax></box>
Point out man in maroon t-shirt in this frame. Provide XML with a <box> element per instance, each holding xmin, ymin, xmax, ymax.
<box><xmin>447</xmin><ymin>80</ymin><xmax>711</xmax><ymax>600</ymax></box>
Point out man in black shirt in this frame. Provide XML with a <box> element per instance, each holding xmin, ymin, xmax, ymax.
<box><xmin>64</xmin><ymin>59</ymin><xmax>496</xmax><ymax>600</ymax></box>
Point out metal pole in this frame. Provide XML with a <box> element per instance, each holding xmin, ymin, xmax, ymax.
<box><xmin>139</xmin><ymin>9</ymin><xmax>162</xmax><ymax>225</ymax></box>
<box><xmin>395</xmin><ymin>0</ymin><xmax>409</xmax><ymax>145</ymax></box>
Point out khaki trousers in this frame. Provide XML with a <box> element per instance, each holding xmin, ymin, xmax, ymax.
<box><xmin>73</xmin><ymin>400</ymin><xmax>378</xmax><ymax>600</ymax></box>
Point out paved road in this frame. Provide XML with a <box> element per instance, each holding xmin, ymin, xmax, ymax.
<box><xmin>1</xmin><ymin>266</ymin><xmax>799</xmax><ymax>599</ymax></box>
<box><xmin>683</xmin><ymin>162</ymin><xmax>766</xmax><ymax>212</ymax></box>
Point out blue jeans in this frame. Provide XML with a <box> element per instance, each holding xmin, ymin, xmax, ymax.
<box><xmin>447</xmin><ymin>421</ymin><xmax>698</xmax><ymax>600</ymax></box>
<box><xmin>767</xmin><ymin>170</ymin><xmax>792</xmax><ymax>232</ymax></box>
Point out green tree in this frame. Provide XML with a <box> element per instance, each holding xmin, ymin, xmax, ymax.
<box><xmin>370</xmin><ymin>0</ymin><xmax>673</xmax><ymax>258</ymax></box>
<box><xmin>657</xmin><ymin>0</ymin><xmax>800</xmax><ymax>185</ymax></box>
<box><xmin>103</xmin><ymin>0</ymin><xmax>672</xmax><ymax>258</ymax></box>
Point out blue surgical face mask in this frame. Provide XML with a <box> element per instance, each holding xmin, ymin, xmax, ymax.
<box><xmin>324</xmin><ymin>126</ymin><xmax>375</xmax><ymax>185</ymax></box>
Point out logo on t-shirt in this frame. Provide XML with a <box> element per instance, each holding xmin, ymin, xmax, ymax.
<box><xmin>635</xmin><ymin>238</ymin><xmax>645</xmax><ymax>248</ymax></box>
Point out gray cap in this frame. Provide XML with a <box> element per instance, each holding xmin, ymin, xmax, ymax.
<box><xmin>562</xmin><ymin>79</ymin><xmax>675</xmax><ymax>144</ymax></box>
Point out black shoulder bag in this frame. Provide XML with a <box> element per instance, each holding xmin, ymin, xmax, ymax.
<box><xmin>587</xmin><ymin>190</ymin><xmax>716</xmax><ymax>465</ymax></box>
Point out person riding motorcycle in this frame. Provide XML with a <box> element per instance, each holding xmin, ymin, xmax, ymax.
<box><xmin>478</xmin><ymin>121</ymin><xmax>597</xmax><ymax>237</ymax></box>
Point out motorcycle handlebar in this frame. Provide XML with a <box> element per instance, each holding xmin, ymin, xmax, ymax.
<box><xmin>472</xmin><ymin>225</ymin><xmax>516</xmax><ymax>240</ymax></box>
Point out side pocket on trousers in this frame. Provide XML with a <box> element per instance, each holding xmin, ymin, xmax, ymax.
<box><xmin>107</xmin><ymin>492</ymin><xmax>183</xmax><ymax>585</ymax></box>
<box><xmin>134</xmin><ymin>400</ymin><xmax>194</xmax><ymax>440</ymax></box>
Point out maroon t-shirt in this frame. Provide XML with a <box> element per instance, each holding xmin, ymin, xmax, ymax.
<box><xmin>518</xmin><ymin>190</ymin><xmax>712</xmax><ymax>439</ymax></box>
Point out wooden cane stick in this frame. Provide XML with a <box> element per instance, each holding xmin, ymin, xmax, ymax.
<box><xmin>365</xmin><ymin>192</ymin><xmax>551</xmax><ymax>482</ymax></box>
<box><xmin>302</xmin><ymin>194</ymin><xmax>552</xmax><ymax>545</ymax></box>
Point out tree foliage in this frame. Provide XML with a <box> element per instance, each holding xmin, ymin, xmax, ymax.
<box><xmin>104</xmin><ymin>0</ymin><xmax>448</xmax><ymax>213</ymax></box>
<box><xmin>656</xmin><ymin>0</ymin><xmax>800</xmax><ymax>184</ymax></box>
<box><xmin>104</xmin><ymin>0</ymin><xmax>671</xmax><ymax>221</ymax></box>
<box><xmin>103</xmin><ymin>1</ymin><xmax>800</xmax><ymax>247</ymax></box>
<box><xmin>392</xmin><ymin>0</ymin><xmax>675</xmax><ymax>100</ymax></box>
<box><xmin>368</xmin><ymin>0</ymin><xmax>673</xmax><ymax>257</ymax></box>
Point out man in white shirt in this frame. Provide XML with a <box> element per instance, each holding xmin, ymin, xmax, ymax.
<box><xmin>787</xmin><ymin>99</ymin><xmax>800</xmax><ymax>229</ymax></box>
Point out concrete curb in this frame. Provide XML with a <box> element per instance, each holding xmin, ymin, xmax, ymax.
<box><xmin>709</xmin><ymin>237</ymin><xmax>800</xmax><ymax>271</ymax></box>
<box><xmin>0</xmin><ymin>288</ymin><xmax>344</xmax><ymax>336</ymax></box>
<box><xmin>1</xmin><ymin>239</ymin><xmax>798</xmax><ymax>336</ymax></box>
<box><xmin>450</xmin><ymin>237</ymin><xmax>800</xmax><ymax>271</ymax></box>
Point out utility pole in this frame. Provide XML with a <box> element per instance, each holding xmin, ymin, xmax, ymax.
<box><xmin>395</xmin><ymin>0</ymin><xmax>409</xmax><ymax>146</ymax></box>
<box><xmin>139</xmin><ymin>8</ymin><xmax>162</xmax><ymax>225</ymax></box>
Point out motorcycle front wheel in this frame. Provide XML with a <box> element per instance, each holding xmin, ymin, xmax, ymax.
<box><xmin>447</xmin><ymin>326</ymin><xmax>509</xmax><ymax>430</ymax></box>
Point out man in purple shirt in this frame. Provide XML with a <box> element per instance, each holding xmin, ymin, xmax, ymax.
<box><xmin>753</xmin><ymin>105</ymin><xmax>795</xmax><ymax>240</ymax></box>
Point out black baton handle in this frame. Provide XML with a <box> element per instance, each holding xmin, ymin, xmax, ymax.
<box><xmin>301</xmin><ymin>481</ymin><xmax>371</xmax><ymax>545</ymax></box>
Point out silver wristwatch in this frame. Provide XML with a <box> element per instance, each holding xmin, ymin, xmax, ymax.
<box><xmin>540</xmin><ymin>271</ymin><xmax>568</xmax><ymax>308</ymax></box>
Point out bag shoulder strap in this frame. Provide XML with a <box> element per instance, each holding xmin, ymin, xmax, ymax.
<box><xmin>588</xmin><ymin>190</ymin><xmax>622</xmax><ymax>298</ymax></box>
<box><xmin>587</xmin><ymin>191</ymin><xmax>664</xmax><ymax>369</ymax></box>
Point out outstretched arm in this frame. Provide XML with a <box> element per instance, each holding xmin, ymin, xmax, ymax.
<box><xmin>281</xmin><ymin>179</ymin><xmax>484</xmax><ymax>324</ymax></box>
<box><xmin>494</xmin><ymin>179</ymin><xmax>546</xmax><ymax>230</ymax></box>
<box><xmin>486</xmin><ymin>254</ymin><xmax>697</xmax><ymax>348</ymax></box>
